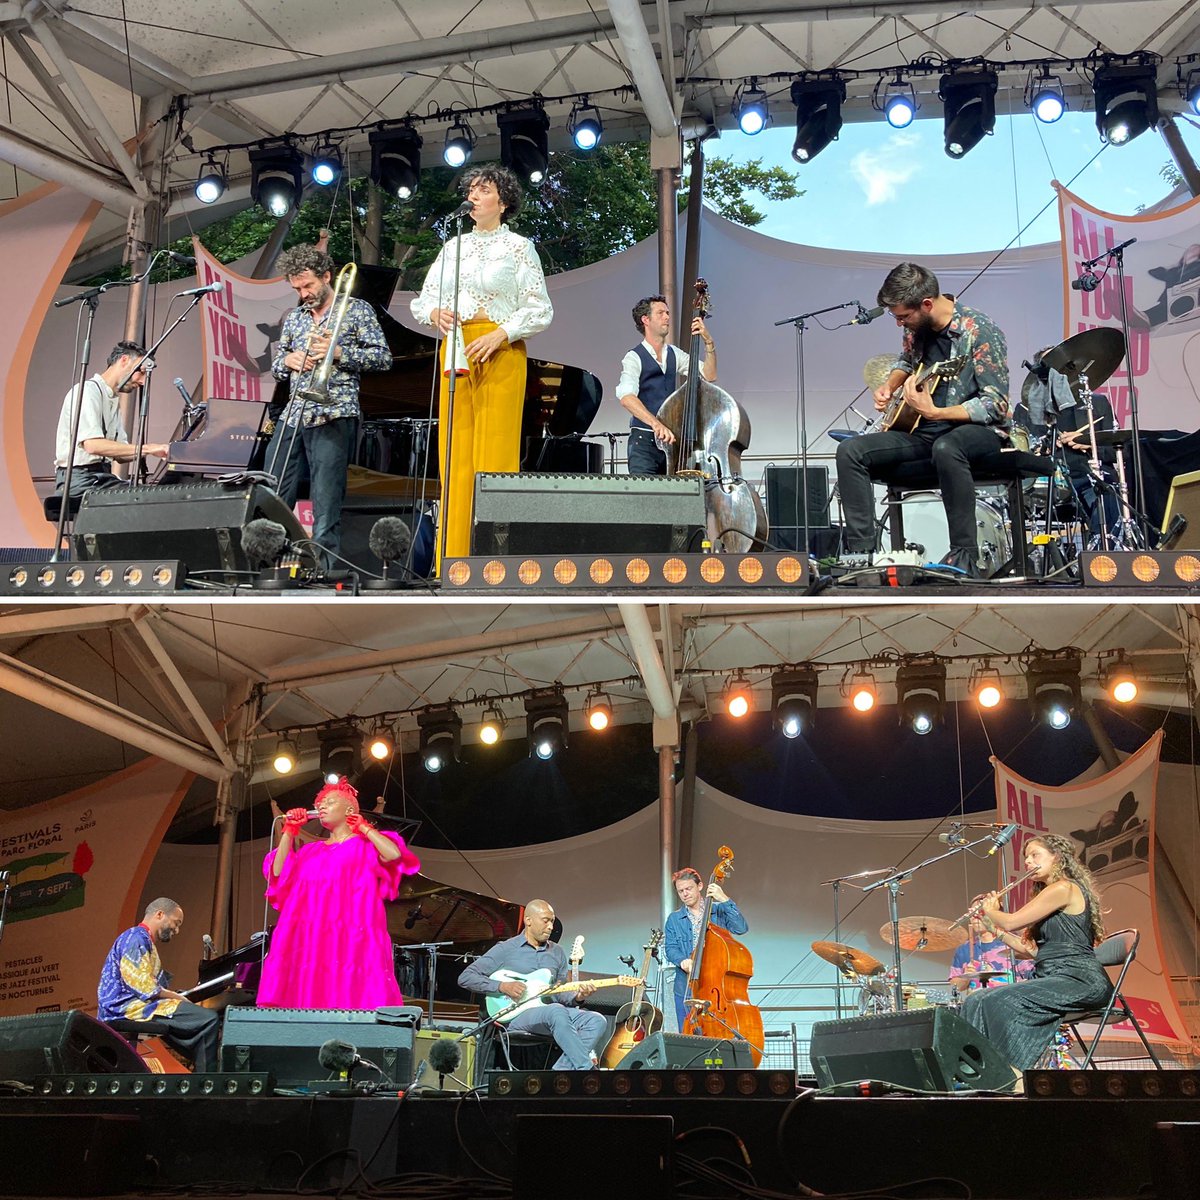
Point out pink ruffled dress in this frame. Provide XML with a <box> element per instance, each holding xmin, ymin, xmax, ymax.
<box><xmin>256</xmin><ymin>832</ymin><xmax>420</xmax><ymax>1009</ymax></box>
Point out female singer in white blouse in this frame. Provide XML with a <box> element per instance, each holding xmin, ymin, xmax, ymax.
<box><xmin>411</xmin><ymin>165</ymin><xmax>554</xmax><ymax>565</ymax></box>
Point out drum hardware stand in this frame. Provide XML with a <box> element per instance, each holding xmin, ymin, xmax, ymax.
<box><xmin>820</xmin><ymin>866</ymin><xmax>895</xmax><ymax>1018</ymax></box>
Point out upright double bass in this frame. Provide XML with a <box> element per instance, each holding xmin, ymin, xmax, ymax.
<box><xmin>682</xmin><ymin>845</ymin><xmax>764</xmax><ymax>1065</ymax></box>
<box><xmin>656</xmin><ymin>280</ymin><xmax>769</xmax><ymax>553</ymax></box>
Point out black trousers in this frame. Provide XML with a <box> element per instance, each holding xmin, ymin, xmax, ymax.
<box><xmin>627</xmin><ymin>427</ymin><xmax>667</xmax><ymax>475</ymax></box>
<box><xmin>158</xmin><ymin>1001</ymin><xmax>221</xmax><ymax>1072</ymax></box>
<box><xmin>836</xmin><ymin>423</ymin><xmax>1003</xmax><ymax>553</ymax></box>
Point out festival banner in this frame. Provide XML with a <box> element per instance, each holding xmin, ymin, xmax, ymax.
<box><xmin>191</xmin><ymin>238</ymin><xmax>293</xmax><ymax>406</ymax></box>
<box><xmin>991</xmin><ymin>731</ymin><xmax>1186</xmax><ymax>1045</ymax></box>
<box><xmin>1056</xmin><ymin>182</ymin><xmax>1200</xmax><ymax>432</ymax></box>
<box><xmin>0</xmin><ymin>758</ymin><xmax>191</xmax><ymax>1018</ymax></box>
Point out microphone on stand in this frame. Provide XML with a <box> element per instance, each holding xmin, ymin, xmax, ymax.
<box><xmin>938</xmin><ymin>830</ymin><xmax>970</xmax><ymax>846</ymax></box>
<box><xmin>449</xmin><ymin>200</ymin><xmax>473</xmax><ymax>218</ymax></box>
<box><xmin>179</xmin><ymin>281</ymin><xmax>225</xmax><ymax>297</ymax></box>
<box><xmin>987</xmin><ymin>823</ymin><xmax>1020</xmax><ymax>857</ymax></box>
<box><xmin>1071</xmin><ymin>272</ymin><xmax>1100</xmax><ymax>293</ymax></box>
<box><xmin>202</xmin><ymin>934</ymin><xmax>215</xmax><ymax>960</ymax></box>
<box><xmin>168</xmin><ymin>251</ymin><xmax>197</xmax><ymax>266</ymax></box>
<box><xmin>850</xmin><ymin>304</ymin><xmax>884</xmax><ymax>325</ymax></box>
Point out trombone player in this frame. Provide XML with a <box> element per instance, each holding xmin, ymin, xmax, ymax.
<box><xmin>268</xmin><ymin>245</ymin><xmax>391</xmax><ymax>566</ymax></box>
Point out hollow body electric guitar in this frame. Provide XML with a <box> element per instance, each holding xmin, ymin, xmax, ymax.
<box><xmin>485</xmin><ymin>969</ymin><xmax>642</xmax><ymax>1024</ymax></box>
<box><xmin>877</xmin><ymin>354</ymin><xmax>968</xmax><ymax>434</ymax></box>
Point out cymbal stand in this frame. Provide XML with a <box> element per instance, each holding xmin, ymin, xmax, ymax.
<box><xmin>1072</xmin><ymin>375</ymin><xmax>1111</xmax><ymax>552</ymax></box>
<box><xmin>820</xmin><ymin>865</ymin><xmax>895</xmax><ymax>1019</ymax></box>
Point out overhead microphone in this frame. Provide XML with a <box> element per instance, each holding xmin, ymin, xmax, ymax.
<box><xmin>987</xmin><ymin>823</ymin><xmax>1020</xmax><ymax>856</ymax></box>
<box><xmin>168</xmin><ymin>251</ymin><xmax>197</xmax><ymax>266</ymax></box>
<box><xmin>938</xmin><ymin>831</ymin><xmax>969</xmax><ymax>845</ymax></box>
<box><xmin>1071</xmin><ymin>272</ymin><xmax>1100</xmax><ymax>292</ymax></box>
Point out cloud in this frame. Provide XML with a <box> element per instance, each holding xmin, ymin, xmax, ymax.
<box><xmin>848</xmin><ymin>133</ymin><xmax>922</xmax><ymax>205</ymax></box>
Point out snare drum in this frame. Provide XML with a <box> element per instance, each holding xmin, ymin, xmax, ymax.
<box><xmin>896</xmin><ymin>491</ymin><xmax>1011</xmax><ymax>572</ymax></box>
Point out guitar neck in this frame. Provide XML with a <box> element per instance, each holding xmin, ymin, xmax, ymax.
<box><xmin>541</xmin><ymin>975</ymin><xmax>637</xmax><ymax>999</ymax></box>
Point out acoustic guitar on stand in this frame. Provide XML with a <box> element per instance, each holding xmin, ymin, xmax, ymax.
<box><xmin>878</xmin><ymin>354</ymin><xmax>967</xmax><ymax>434</ymax></box>
<box><xmin>600</xmin><ymin>928</ymin><xmax>665</xmax><ymax>1068</ymax></box>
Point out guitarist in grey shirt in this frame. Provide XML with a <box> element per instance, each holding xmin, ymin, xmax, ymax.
<box><xmin>458</xmin><ymin>899</ymin><xmax>606</xmax><ymax>1069</ymax></box>
<box><xmin>835</xmin><ymin>261</ymin><xmax>1011</xmax><ymax>578</ymax></box>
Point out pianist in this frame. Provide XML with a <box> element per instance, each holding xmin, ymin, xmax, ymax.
<box><xmin>53</xmin><ymin>341</ymin><xmax>170</xmax><ymax>495</ymax></box>
<box><xmin>97</xmin><ymin>898</ymin><xmax>220</xmax><ymax>1071</ymax></box>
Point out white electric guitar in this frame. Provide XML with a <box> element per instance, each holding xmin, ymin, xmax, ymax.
<box><xmin>485</xmin><ymin>966</ymin><xmax>643</xmax><ymax>1024</ymax></box>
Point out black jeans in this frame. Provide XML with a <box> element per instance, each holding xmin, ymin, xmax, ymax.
<box><xmin>627</xmin><ymin>427</ymin><xmax>667</xmax><ymax>475</ymax></box>
<box><xmin>158</xmin><ymin>1001</ymin><xmax>221</xmax><ymax>1072</ymax></box>
<box><xmin>836</xmin><ymin>423</ymin><xmax>1003</xmax><ymax>553</ymax></box>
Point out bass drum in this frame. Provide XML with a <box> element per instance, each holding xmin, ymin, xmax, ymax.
<box><xmin>898</xmin><ymin>491</ymin><xmax>1010</xmax><ymax>575</ymax></box>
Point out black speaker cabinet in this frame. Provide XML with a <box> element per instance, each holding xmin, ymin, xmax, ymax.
<box><xmin>614</xmin><ymin>1031</ymin><xmax>756</xmax><ymax>1070</ymax></box>
<box><xmin>809</xmin><ymin>1009</ymin><xmax>1015</xmax><ymax>1092</ymax></box>
<box><xmin>220</xmin><ymin>1006</ymin><xmax>418</xmax><ymax>1087</ymax></box>
<box><xmin>471</xmin><ymin>473</ymin><xmax>706</xmax><ymax>555</ymax></box>
<box><xmin>74</xmin><ymin>480</ymin><xmax>309</xmax><ymax>577</ymax></box>
<box><xmin>766</xmin><ymin>465</ymin><xmax>832</xmax><ymax>551</ymax></box>
<box><xmin>339</xmin><ymin>494</ymin><xmax>433</xmax><ymax>578</ymax></box>
<box><xmin>0</xmin><ymin>1010</ymin><xmax>148</xmax><ymax>1078</ymax></box>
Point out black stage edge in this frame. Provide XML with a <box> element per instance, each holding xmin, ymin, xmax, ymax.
<box><xmin>1</xmin><ymin>1084</ymin><xmax>1197</xmax><ymax>1198</ymax></box>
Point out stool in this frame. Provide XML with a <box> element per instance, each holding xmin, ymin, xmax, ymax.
<box><xmin>43</xmin><ymin>492</ymin><xmax>83</xmax><ymax>530</ymax></box>
<box><xmin>879</xmin><ymin>448</ymin><xmax>1053</xmax><ymax>576</ymax></box>
<box><xmin>104</xmin><ymin>1016</ymin><xmax>177</xmax><ymax>1071</ymax></box>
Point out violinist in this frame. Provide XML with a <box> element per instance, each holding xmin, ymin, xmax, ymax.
<box><xmin>664</xmin><ymin>867</ymin><xmax>747</xmax><ymax>1030</ymax></box>
<box><xmin>617</xmin><ymin>295</ymin><xmax>717</xmax><ymax>475</ymax></box>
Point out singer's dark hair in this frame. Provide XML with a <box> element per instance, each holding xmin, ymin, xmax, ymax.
<box><xmin>107</xmin><ymin>340</ymin><xmax>146</xmax><ymax>367</ymax></box>
<box><xmin>1023</xmin><ymin>833</ymin><xmax>1106</xmax><ymax>946</ymax></box>
<box><xmin>632</xmin><ymin>294</ymin><xmax>667</xmax><ymax>334</ymax></box>
<box><xmin>671</xmin><ymin>867</ymin><xmax>703</xmax><ymax>887</ymax></box>
<box><xmin>143</xmin><ymin>896</ymin><xmax>181</xmax><ymax>918</ymax></box>
<box><xmin>877</xmin><ymin>262</ymin><xmax>940</xmax><ymax>309</ymax></box>
<box><xmin>459</xmin><ymin>164</ymin><xmax>522</xmax><ymax>220</ymax></box>
<box><xmin>277</xmin><ymin>244</ymin><xmax>335</xmax><ymax>280</ymax></box>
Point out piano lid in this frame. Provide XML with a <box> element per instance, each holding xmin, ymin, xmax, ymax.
<box><xmin>389</xmin><ymin>873</ymin><xmax>521</xmax><ymax>949</ymax></box>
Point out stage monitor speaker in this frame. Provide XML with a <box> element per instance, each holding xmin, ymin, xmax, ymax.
<box><xmin>766</xmin><ymin>466</ymin><xmax>831</xmax><ymax>552</ymax></box>
<box><xmin>1161</xmin><ymin>470</ymin><xmax>1200</xmax><ymax>548</ymax></box>
<box><xmin>471</xmin><ymin>473</ymin><xmax>706</xmax><ymax>556</ymax></box>
<box><xmin>614</xmin><ymin>1031</ymin><xmax>756</xmax><ymax>1070</ymax></box>
<box><xmin>220</xmin><ymin>1006</ymin><xmax>418</xmax><ymax>1087</ymax></box>
<box><xmin>0</xmin><ymin>1010</ymin><xmax>149</xmax><ymax>1078</ymax></box>
<box><xmin>74</xmin><ymin>481</ymin><xmax>309</xmax><ymax>578</ymax></box>
<box><xmin>809</xmin><ymin>1009</ymin><xmax>1015</xmax><ymax>1092</ymax></box>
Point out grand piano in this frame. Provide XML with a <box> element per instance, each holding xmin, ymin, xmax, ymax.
<box><xmin>163</xmin><ymin>264</ymin><xmax>605</xmax><ymax>480</ymax></box>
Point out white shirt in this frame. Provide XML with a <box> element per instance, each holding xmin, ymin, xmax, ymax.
<box><xmin>411</xmin><ymin>224</ymin><xmax>553</xmax><ymax>344</ymax></box>
<box><xmin>616</xmin><ymin>340</ymin><xmax>695</xmax><ymax>408</ymax></box>
<box><xmin>54</xmin><ymin>374</ymin><xmax>127</xmax><ymax>469</ymax></box>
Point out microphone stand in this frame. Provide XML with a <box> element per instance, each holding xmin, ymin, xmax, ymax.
<box><xmin>819</xmin><ymin>866</ymin><xmax>896</xmax><ymax>1019</ymax></box>
<box><xmin>403</xmin><ymin>940</ymin><xmax>454</xmax><ymax>1020</ymax></box>
<box><xmin>775</xmin><ymin>300</ymin><xmax>866</xmax><ymax>558</ymax></box>
<box><xmin>436</xmin><ymin>210</ymin><xmax>469</xmax><ymax>577</ymax></box>
<box><xmin>0</xmin><ymin>871</ymin><xmax>10</xmax><ymax>944</ymax></box>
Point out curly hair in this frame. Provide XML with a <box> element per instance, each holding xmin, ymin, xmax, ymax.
<box><xmin>632</xmin><ymin>294</ymin><xmax>667</xmax><ymax>335</ymax></box>
<box><xmin>276</xmin><ymin>244</ymin><xmax>334</xmax><ymax>280</ymax></box>
<box><xmin>1024</xmin><ymin>833</ymin><xmax>1106</xmax><ymax>945</ymax></box>
<box><xmin>877</xmin><ymin>262</ymin><xmax>940</xmax><ymax>309</ymax></box>
<box><xmin>313</xmin><ymin>777</ymin><xmax>359</xmax><ymax>812</ymax></box>
<box><xmin>106</xmin><ymin>340</ymin><xmax>146</xmax><ymax>366</ymax></box>
<box><xmin>459</xmin><ymin>164</ymin><xmax>523</xmax><ymax>221</ymax></box>
<box><xmin>672</xmin><ymin>867</ymin><xmax>703</xmax><ymax>887</ymax></box>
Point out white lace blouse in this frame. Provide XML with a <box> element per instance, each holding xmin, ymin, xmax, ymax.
<box><xmin>410</xmin><ymin>224</ymin><xmax>554</xmax><ymax>344</ymax></box>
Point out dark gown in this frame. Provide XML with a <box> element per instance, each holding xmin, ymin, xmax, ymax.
<box><xmin>960</xmin><ymin>900</ymin><xmax>1113</xmax><ymax>1070</ymax></box>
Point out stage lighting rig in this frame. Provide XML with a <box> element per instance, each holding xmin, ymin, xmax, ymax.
<box><xmin>1029</xmin><ymin>67</ymin><xmax>1066</xmax><ymax>123</ymax></box>
<box><xmin>772</xmin><ymin>666</ymin><xmax>818</xmax><ymax>738</ymax></box>
<box><xmin>478</xmin><ymin>704</ymin><xmax>507</xmax><ymax>746</ymax></box>
<box><xmin>896</xmin><ymin>658</ymin><xmax>946</xmax><ymax>736</ymax></box>
<box><xmin>318</xmin><ymin>726</ymin><xmax>363</xmax><ymax>783</ymax></box>
<box><xmin>1093</xmin><ymin>62</ymin><xmax>1159</xmax><ymax>146</ymax></box>
<box><xmin>568</xmin><ymin>98</ymin><xmax>603</xmax><ymax>150</ymax></box>
<box><xmin>370</xmin><ymin>124</ymin><xmax>423</xmax><ymax>199</ymax></box>
<box><xmin>250</xmin><ymin>143</ymin><xmax>303</xmax><ymax>217</ymax></box>
<box><xmin>940</xmin><ymin>67</ymin><xmax>997</xmax><ymax>159</ymax></box>
<box><xmin>310</xmin><ymin>140</ymin><xmax>342</xmax><ymax>186</ymax></box>
<box><xmin>525</xmin><ymin>687</ymin><xmax>568</xmax><ymax>760</ymax></box>
<box><xmin>418</xmin><ymin>705</ymin><xmax>462</xmax><ymax>773</ymax></box>
<box><xmin>1026</xmin><ymin>651</ymin><xmax>1082</xmax><ymax>730</ymax></box>
<box><xmin>1101</xmin><ymin>653</ymin><xmax>1139</xmax><ymax>704</ymax></box>
<box><xmin>722</xmin><ymin>674</ymin><xmax>752</xmax><ymax>719</ymax></box>
<box><xmin>790</xmin><ymin>76</ymin><xmax>845</xmax><ymax>163</ymax></box>
<box><xmin>735</xmin><ymin>79</ymin><xmax>770</xmax><ymax>135</ymax></box>
<box><xmin>194</xmin><ymin>154</ymin><xmax>227</xmax><ymax>204</ymax></box>
<box><xmin>848</xmin><ymin>669</ymin><xmax>877</xmax><ymax>713</ymax></box>
<box><xmin>367</xmin><ymin>721</ymin><xmax>394</xmax><ymax>761</ymax></box>
<box><xmin>584</xmin><ymin>689</ymin><xmax>613</xmax><ymax>731</ymax></box>
<box><xmin>1186</xmin><ymin>68</ymin><xmax>1200</xmax><ymax>117</ymax></box>
<box><xmin>272</xmin><ymin>736</ymin><xmax>298</xmax><ymax>775</ymax></box>
<box><xmin>877</xmin><ymin>73</ymin><xmax>917</xmax><ymax>129</ymax></box>
<box><xmin>499</xmin><ymin>104</ymin><xmax>550</xmax><ymax>184</ymax></box>
<box><xmin>969</xmin><ymin>663</ymin><xmax>1004</xmax><ymax>710</ymax></box>
<box><xmin>442</xmin><ymin>118</ymin><xmax>476</xmax><ymax>168</ymax></box>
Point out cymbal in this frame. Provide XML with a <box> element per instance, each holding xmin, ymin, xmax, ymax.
<box><xmin>811</xmin><ymin>940</ymin><xmax>884</xmax><ymax>976</ymax></box>
<box><xmin>1038</xmin><ymin>327</ymin><xmax>1126</xmax><ymax>391</ymax></box>
<box><xmin>1093</xmin><ymin>429</ymin><xmax>1134</xmax><ymax>446</ymax></box>
<box><xmin>879</xmin><ymin>917</ymin><xmax>968</xmax><ymax>952</ymax></box>
<box><xmin>863</xmin><ymin>354</ymin><xmax>895</xmax><ymax>392</ymax></box>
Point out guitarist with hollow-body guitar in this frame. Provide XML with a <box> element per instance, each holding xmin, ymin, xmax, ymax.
<box><xmin>834</xmin><ymin>261</ymin><xmax>1012</xmax><ymax>579</ymax></box>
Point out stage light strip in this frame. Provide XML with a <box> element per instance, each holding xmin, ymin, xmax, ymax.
<box><xmin>2</xmin><ymin>561</ymin><xmax>185</xmax><ymax>596</ymax></box>
<box><xmin>1081</xmin><ymin>551</ymin><xmax>1200</xmax><ymax>588</ymax></box>
<box><xmin>443</xmin><ymin>553</ymin><xmax>810</xmax><ymax>591</ymax></box>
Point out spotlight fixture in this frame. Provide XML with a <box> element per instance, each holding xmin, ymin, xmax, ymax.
<box><xmin>249</xmin><ymin>143</ymin><xmax>304</xmax><ymax>218</ymax></box>
<box><xmin>771</xmin><ymin>666</ymin><xmax>818</xmax><ymax>738</ymax></box>
<box><xmin>194</xmin><ymin>154</ymin><xmax>227</xmax><ymax>205</ymax></box>
<box><xmin>1102</xmin><ymin>653</ymin><xmax>1139</xmax><ymax>704</ymax></box>
<box><xmin>318</xmin><ymin>725</ymin><xmax>363</xmax><ymax>783</ymax></box>
<box><xmin>272</xmin><ymin>736</ymin><xmax>298</xmax><ymax>775</ymax></box>
<box><xmin>418</xmin><ymin>705</ymin><xmax>462</xmax><ymax>773</ymax></box>
<box><xmin>849</xmin><ymin>670</ymin><xmax>877</xmax><ymax>713</ymax></box>
<box><xmin>499</xmin><ymin>103</ymin><xmax>550</xmax><ymax>184</ymax></box>
<box><xmin>881</xmin><ymin>73</ymin><xmax>917</xmax><ymax>129</ymax></box>
<box><xmin>1029</xmin><ymin>67</ymin><xmax>1066</xmax><ymax>124</ymax></box>
<box><xmin>896</xmin><ymin>658</ymin><xmax>946</xmax><ymax>736</ymax></box>
<box><xmin>1186</xmin><ymin>68</ymin><xmax>1200</xmax><ymax>117</ymax></box>
<box><xmin>310</xmin><ymin>141</ymin><xmax>342</xmax><ymax>186</ymax></box>
<box><xmin>525</xmin><ymin>687</ymin><xmax>568</xmax><ymax>760</ymax></box>
<box><xmin>1093</xmin><ymin>62</ymin><xmax>1159</xmax><ymax>146</ymax></box>
<box><xmin>568</xmin><ymin>98</ymin><xmax>603</xmax><ymax>150</ymax></box>
<box><xmin>478</xmin><ymin>703</ymin><xmax>507</xmax><ymax>746</ymax></box>
<box><xmin>442</xmin><ymin>118</ymin><xmax>476</xmax><ymax>168</ymax></box>
<box><xmin>722</xmin><ymin>674</ymin><xmax>752</xmax><ymax>719</ymax></box>
<box><xmin>940</xmin><ymin>67</ymin><xmax>998</xmax><ymax>159</ymax></box>
<box><xmin>367</xmin><ymin>721</ymin><xmax>394</xmax><ymax>761</ymax></box>
<box><xmin>735</xmin><ymin>78</ymin><xmax>770</xmax><ymax>135</ymax></box>
<box><xmin>970</xmin><ymin>664</ymin><xmax>1004</xmax><ymax>710</ymax></box>
<box><xmin>790</xmin><ymin>76</ymin><xmax>845</xmax><ymax>163</ymax></box>
<box><xmin>370</xmin><ymin>124</ymin><xmax>423</xmax><ymax>200</ymax></box>
<box><xmin>584</xmin><ymin>689</ymin><xmax>613</xmax><ymax>731</ymax></box>
<box><xmin>1026</xmin><ymin>651</ymin><xmax>1082</xmax><ymax>730</ymax></box>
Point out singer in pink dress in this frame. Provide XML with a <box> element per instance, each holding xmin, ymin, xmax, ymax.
<box><xmin>256</xmin><ymin>779</ymin><xmax>420</xmax><ymax>1009</ymax></box>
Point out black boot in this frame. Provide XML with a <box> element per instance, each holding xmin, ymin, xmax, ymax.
<box><xmin>940</xmin><ymin>546</ymin><xmax>983</xmax><ymax>579</ymax></box>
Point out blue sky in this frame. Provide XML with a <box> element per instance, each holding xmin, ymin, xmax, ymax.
<box><xmin>715</xmin><ymin>107</ymin><xmax>1200</xmax><ymax>255</ymax></box>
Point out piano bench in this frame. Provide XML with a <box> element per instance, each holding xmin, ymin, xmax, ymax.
<box><xmin>105</xmin><ymin>1017</ymin><xmax>173</xmax><ymax>1043</ymax></box>
<box><xmin>42</xmin><ymin>493</ymin><xmax>83</xmax><ymax>524</ymax></box>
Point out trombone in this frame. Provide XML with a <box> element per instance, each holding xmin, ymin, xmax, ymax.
<box><xmin>297</xmin><ymin>261</ymin><xmax>357</xmax><ymax>405</ymax></box>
